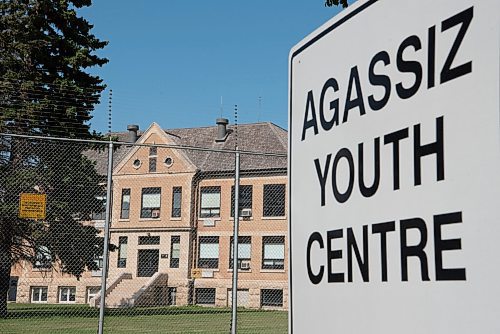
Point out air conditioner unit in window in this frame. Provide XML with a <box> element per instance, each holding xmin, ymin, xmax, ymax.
<box><xmin>240</xmin><ymin>208</ymin><xmax>252</xmax><ymax>218</ymax></box>
<box><xmin>151</xmin><ymin>210</ymin><xmax>160</xmax><ymax>218</ymax></box>
<box><xmin>239</xmin><ymin>261</ymin><xmax>250</xmax><ymax>270</ymax></box>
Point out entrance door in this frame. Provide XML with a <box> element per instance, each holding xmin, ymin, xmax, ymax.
<box><xmin>8</xmin><ymin>277</ymin><xmax>18</xmax><ymax>302</ymax></box>
<box><xmin>137</xmin><ymin>249</ymin><xmax>159</xmax><ymax>277</ymax></box>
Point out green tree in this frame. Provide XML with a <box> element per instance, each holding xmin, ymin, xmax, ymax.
<box><xmin>0</xmin><ymin>0</ymin><xmax>108</xmax><ymax>317</ymax></box>
<box><xmin>325</xmin><ymin>0</ymin><xmax>349</xmax><ymax>8</ymax></box>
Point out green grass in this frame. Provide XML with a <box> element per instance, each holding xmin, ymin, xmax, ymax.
<box><xmin>1</xmin><ymin>304</ymin><xmax>288</xmax><ymax>333</ymax></box>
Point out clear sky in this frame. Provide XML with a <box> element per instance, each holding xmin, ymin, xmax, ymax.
<box><xmin>79</xmin><ymin>1</ymin><xmax>346</xmax><ymax>133</ymax></box>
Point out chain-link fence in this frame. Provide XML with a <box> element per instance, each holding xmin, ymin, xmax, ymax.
<box><xmin>0</xmin><ymin>127</ymin><xmax>288</xmax><ymax>334</ymax></box>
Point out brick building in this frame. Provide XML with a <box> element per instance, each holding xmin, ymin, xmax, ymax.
<box><xmin>8</xmin><ymin>119</ymin><xmax>288</xmax><ymax>309</ymax></box>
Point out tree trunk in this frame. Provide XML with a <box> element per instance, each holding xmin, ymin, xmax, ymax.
<box><xmin>0</xmin><ymin>243</ymin><xmax>12</xmax><ymax>318</ymax></box>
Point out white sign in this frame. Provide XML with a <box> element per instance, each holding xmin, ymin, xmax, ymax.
<box><xmin>288</xmin><ymin>0</ymin><xmax>499</xmax><ymax>333</ymax></box>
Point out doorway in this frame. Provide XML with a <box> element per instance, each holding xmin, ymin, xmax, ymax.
<box><xmin>137</xmin><ymin>249</ymin><xmax>159</xmax><ymax>277</ymax></box>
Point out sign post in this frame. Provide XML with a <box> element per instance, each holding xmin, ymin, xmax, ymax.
<box><xmin>289</xmin><ymin>0</ymin><xmax>499</xmax><ymax>332</ymax></box>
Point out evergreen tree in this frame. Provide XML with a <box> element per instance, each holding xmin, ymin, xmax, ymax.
<box><xmin>0</xmin><ymin>0</ymin><xmax>108</xmax><ymax>317</ymax></box>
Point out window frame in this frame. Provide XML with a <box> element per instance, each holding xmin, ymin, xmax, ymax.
<box><xmin>231</xmin><ymin>185</ymin><xmax>253</xmax><ymax>217</ymax></box>
<box><xmin>200</xmin><ymin>186</ymin><xmax>221</xmax><ymax>218</ymax></box>
<box><xmin>260</xmin><ymin>289</ymin><xmax>283</xmax><ymax>307</ymax></box>
<box><xmin>117</xmin><ymin>236</ymin><xmax>128</xmax><ymax>268</ymax></box>
<box><xmin>198</xmin><ymin>236</ymin><xmax>219</xmax><ymax>269</ymax></box>
<box><xmin>149</xmin><ymin>146</ymin><xmax>157</xmax><ymax>172</ymax></box>
<box><xmin>170</xmin><ymin>236</ymin><xmax>180</xmax><ymax>268</ymax></box>
<box><xmin>138</xmin><ymin>236</ymin><xmax>160</xmax><ymax>245</ymax></box>
<box><xmin>91</xmin><ymin>194</ymin><xmax>107</xmax><ymax>221</ymax></box>
<box><xmin>229</xmin><ymin>236</ymin><xmax>252</xmax><ymax>269</ymax></box>
<box><xmin>171</xmin><ymin>187</ymin><xmax>182</xmax><ymax>218</ymax></box>
<box><xmin>262</xmin><ymin>236</ymin><xmax>285</xmax><ymax>270</ymax></box>
<box><xmin>86</xmin><ymin>286</ymin><xmax>100</xmax><ymax>303</ymax></box>
<box><xmin>58</xmin><ymin>286</ymin><xmax>76</xmax><ymax>303</ymax></box>
<box><xmin>141</xmin><ymin>187</ymin><xmax>161</xmax><ymax>218</ymax></box>
<box><xmin>195</xmin><ymin>288</ymin><xmax>216</xmax><ymax>305</ymax></box>
<box><xmin>120</xmin><ymin>188</ymin><xmax>131</xmax><ymax>219</ymax></box>
<box><xmin>31</xmin><ymin>286</ymin><xmax>48</xmax><ymax>303</ymax></box>
<box><xmin>263</xmin><ymin>184</ymin><xmax>286</xmax><ymax>217</ymax></box>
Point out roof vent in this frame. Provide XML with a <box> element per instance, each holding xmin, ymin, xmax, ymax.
<box><xmin>127</xmin><ymin>124</ymin><xmax>139</xmax><ymax>143</ymax></box>
<box><xmin>215</xmin><ymin>118</ymin><xmax>229</xmax><ymax>142</ymax></box>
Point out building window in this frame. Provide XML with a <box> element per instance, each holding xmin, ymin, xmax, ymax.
<box><xmin>171</xmin><ymin>187</ymin><xmax>182</xmax><ymax>218</ymax></box>
<box><xmin>200</xmin><ymin>186</ymin><xmax>220</xmax><ymax>218</ymax></box>
<box><xmin>138</xmin><ymin>236</ymin><xmax>160</xmax><ymax>245</ymax></box>
<box><xmin>231</xmin><ymin>185</ymin><xmax>253</xmax><ymax>217</ymax></box>
<box><xmin>91</xmin><ymin>195</ymin><xmax>106</xmax><ymax>220</ymax></box>
<box><xmin>34</xmin><ymin>245</ymin><xmax>52</xmax><ymax>269</ymax></box>
<box><xmin>58</xmin><ymin>286</ymin><xmax>76</xmax><ymax>303</ymax></box>
<box><xmin>229</xmin><ymin>236</ymin><xmax>251</xmax><ymax>269</ymax></box>
<box><xmin>133</xmin><ymin>159</ymin><xmax>142</xmax><ymax>169</ymax></box>
<box><xmin>198</xmin><ymin>236</ymin><xmax>219</xmax><ymax>268</ymax></box>
<box><xmin>196</xmin><ymin>288</ymin><xmax>216</xmax><ymax>305</ymax></box>
<box><xmin>263</xmin><ymin>184</ymin><xmax>286</xmax><ymax>217</ymax></box>
<box><xmin>149</xmin><ymin>146</ymin><xmax>157</xmax><ymax>156</ymax></box>
<box><xmin>92</xmin><ymin>253</ymin><xmax>103</xmax><ymax>277</ymax></box>
<box><xmin>149</xmin><ymin>157</ymin><xmax>157</xmax><ymax>172</ymax></box>
<box><xmin>141</xmin><ymin>187</ymin><xmax>161</xmax><ymax>218</ymax></box>
<box><xmin>120</xmin><ymin>189</ymin><xmax>130</xmax><ymax>219</ymax></box>
<box><xmin>164</xmin><ymin>156</ymin><xmax>174</xmax><ymax>168</ymax></box>
<box><xmin>86</xmin><ymin>287</ymin><xmax>100</xmax><ymax>303</ymax></box>
<box><xmin>31</xmin><ymin>286</ymin><xmax>48</xmax><ymax>303</ymax></box>
<box><xmin>262</xmin><ymin>236</ymin><xmax>285</xmax><ymax>270</ymax></box>
<box><xmin>170</xmin><ymin>236</ymin><xmax>180</xmax><ymax>268</ymax></box>
<box><xmin>117</xmin><ymin>236</ymin><xmax>128</xmax><ymax>268</ymax></box>
<box><xmin>260</xmin><ymin>289</ymin><xmax>283</xmax><ymax>307</ymax></box>
<box><xmin>149</xmin><ymin>146</ymin><xmax>157</xmax><ymax>172</ymax></box>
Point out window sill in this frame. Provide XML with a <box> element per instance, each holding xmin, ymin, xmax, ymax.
<box><xmin>262</xmin><ymin>216</ymin><xmax>287</xmax><ymax>220</ymax></box>
<box><xmin>227</xmin><ymin>269</ymin><xmax>252</xmax><ymax>273</ymax></box>
<box><xmin>139</xmin><ymin>218</ymin><xmax>161</xmax><ymax>222</ymax></box>
<box><xmin>197</xmin><ymin>268</ymin><xmax>220</xmax><ymax>272</ymax></box>
<box><xmin>229</xmin><ymin>217</ymin><xmax>254</xmax><ymax>221</ymax></box>
<box><xmin>260</xmin><ymin>269</ymin><xmax>286</xmax><ymax>273</ymax></box>
<box><xmin>170</xmin><ymin>217</ymin><xmax>182</xmax><ymax>221</ymax></box>
<box><xmin>118</xmin><ymin>219</ymin><xmax>130</xmax><ymax>222</ymax></box>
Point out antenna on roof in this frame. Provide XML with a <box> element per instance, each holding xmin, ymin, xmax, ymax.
<box><xmin>257</xmin><ymin>96</ymin><xmax>262</xmax><ymax>122</ymax></box>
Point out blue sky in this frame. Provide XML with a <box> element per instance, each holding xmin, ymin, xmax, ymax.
<box><xmin>80</xmin><ymin>1</ymin><xmax>346</xmax><ymax>133</ymax></box>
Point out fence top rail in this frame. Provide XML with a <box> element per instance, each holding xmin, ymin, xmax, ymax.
<box><xmin>0</xmin><ymin>132</ymin><xmax>288</xmax><ymax>158</ymax></box>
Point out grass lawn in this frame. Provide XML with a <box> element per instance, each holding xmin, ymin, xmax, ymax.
<box><xmin>1</xmin><ymin>304</ymin><xmax>288</xmax><ymax>334</ymax></box>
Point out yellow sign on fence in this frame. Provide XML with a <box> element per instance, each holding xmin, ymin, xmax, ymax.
<box><xmin>19</xmin><ymin>193</ymin><xmax>47</xmax><ymax>219</ymax></box>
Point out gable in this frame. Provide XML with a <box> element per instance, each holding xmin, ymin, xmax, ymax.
<box><xmin>114</xmin><ymin>123</ymin><xmax>197</xmax><ymax>175</ymax></box>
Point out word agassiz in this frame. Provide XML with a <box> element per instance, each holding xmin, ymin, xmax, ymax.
<box><xmin>300</xmin><ymin>7</ymin><xmax>473</xmax><ymax>142</ymax></box>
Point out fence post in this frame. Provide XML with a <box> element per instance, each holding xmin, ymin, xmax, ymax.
<box><xmin>231</xmin><ymin>148</ymin><xmax>240</xmax><ymax>334</ymax></box>
<box><xmin>98</xmin><ymin>141</ymin><xmax>114</xmax><ymax>334</ymax></box>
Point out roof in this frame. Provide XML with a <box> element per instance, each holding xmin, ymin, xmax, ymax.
<box><xmin>86</xmin><ymin>122</ymin><xmax>288</xmax><ymax>176</ymax></box>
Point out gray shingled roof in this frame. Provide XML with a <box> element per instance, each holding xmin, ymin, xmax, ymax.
<box><xmin>86</xmin><ymin>122</ymin><xmax>288</xmax><ymax>176</ymax></box>
<box><xmin>165</xmin><ymin>122</ymin><xmax>287</xmax><ymax>173</ymax></box>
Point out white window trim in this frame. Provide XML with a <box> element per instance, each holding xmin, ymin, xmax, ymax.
<box><xmin>58</xmin><ymin>286</ymin><xmax>76</xmax><ymax>304</ymax></box>
<box><xmin>31</xmin><ymin>286</ymin><xmax>48</xmax><ymax>303</ymax></box>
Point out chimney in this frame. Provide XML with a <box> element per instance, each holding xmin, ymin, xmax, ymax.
<box><xmin>127</xmin><ymin>124</ymin><xmax>139</xmax><ymax>143</ymax></box>
<box><xmin>215</xmin><ymin>118</ymin><xmax>229</xmax><ymax>142</ymax></box>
